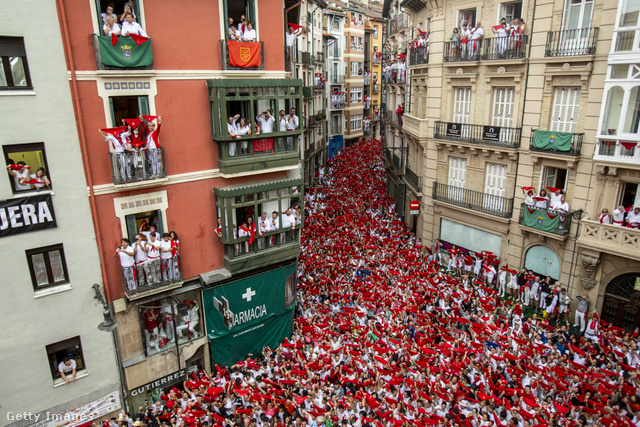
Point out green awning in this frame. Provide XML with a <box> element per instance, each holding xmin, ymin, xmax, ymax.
<box><xmin>214</xmin><ymin>178</ymin><xmax>303</xmax><ymax>198</ymax></box>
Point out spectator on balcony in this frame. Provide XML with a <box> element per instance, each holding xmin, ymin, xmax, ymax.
<box><xmin>160</xmin><ymin>233</ymin><xmax>175</xmax><ymax>282</ymax></box>
<box><xmin>20</xmin><ymin>167</ymin><xmax>50</xmax><ymax>191</ymax></box>
<box><xmin>492</xmin><ymin>22</ymin><xmax>509</xmax><ymax>57</ymax></box>
<box><xmin>99</xmin><ymin>129</ymin><xmax>128</xmax><ymax>181</ymax></box>
<box><xmin>257</xmin><ymin>212</ymin><xmax>271</xmax><ymax>250</ymax></box>
<box><xmin>139</xmin><ymin>115</ymin><xmax>161</xmax><ymax>177</ymax></box>
<box><xmin>132</xmin><ymin>234</ymin><xmax>150</xmax><ymax>288</ymax></box>
<box><xmin>139</xmin><ymin>222</ymin><xmax>161</xmax><ymax>241</ymax></box>
<box><xmin>103</xmin><ymin>16</ymin><xmax>121</xmax><ymax>36</ymax></box>
<box><xmin>522</xmin><ymin>187</ymin><xmax>535</xmax><ymax>206</ymax></box>
<box><xmin>628</xmin><ymin>207</ymin><xmax>640</xmax><ymax>229</ymax></box>
<box><xmin>121</xmin><ymin>12</ymin><xmax>147</xmax><ymax>37</ymax></box>
<box><xmin>241</xmin><ymin>22</ymin><xmax>256</xmax><ymax>42</ymax></box>
<box><xmin>101</xmin><ymin>3</ymin><xmax>118</xmax><ymax>26</ymax></box>
<box><xmin>548</xmin><ymin>187</ymin><xmax>564</xmax><ymax>207</ymax></box>
<box><xmin>398</xmin><ymin>59</ymin><xmax>406</xmax><ymax>83</ymax></box>
<box><xmin>458</xmin><ymin>21</ymin><xmax>471</xmax><ymax>59</ymax></box>
<box><xmin>256</xmin><ymin>111</ymin><xmax>275</xmax><ymax>133</ymax></box>
<box><xmin>535</xmin><ymin>189</ymin><xmax>549</xmax><ymax>209</ymax></box>
<box><xmin>58</xmin><ymin>357</ymin><xmax>77</xmax><ymax>383</ymax></box>
<box><xmin>597</xmin><ymin>208</ymin><xmax>611</xmax><ymax>224</ymax></box>
<box><xmin>115</xmin><ymin>238</ymin><xmax>136</xmax><ymax>292</ymax></box>
<box><xmin>227</xmin><ymin>17</ymin><xmax>234</xmax><ymax>31</ymax></box>
<box><xmin>236</xmin><ymin>117</ymin><xmax>252</xmax><ymax>155</ymax></box>
<box><xmin>449</xmin><ymin>28</ymin><xmax>460</xmax><ymax>56</ymax></box>
<box><xmin>228</xmin><ymin>25</ymin><xmax>242</xmax><ymax>41</ymax></box>
<box><xmin>146</xmin><ymin>232</ymin><xmax>162</xmax><ymax>284</ymax></box>
<box><xmin>470</xmin><ymin>22</ymin><xmax>484</xmax><ymax>59</ymax></box>
<box><xmin>119</xmin><ymin>2</ymin><xmax>137</xmax><ymax>24</ymax></box>
<box><xmin>169</xmin><ymin>231</ymin><xmax>180</xmax><ymax>279</ymax></box>
<box><xmin>238</xmin><ymin>15</ymin><xmax>248</xmax><ymax>35</ymax></box>
<box><xmin>286</xmin><ymin>108</ymin><xmax>299</xmax><ymax>151</ymax></box>
<box><xmin>396</xmin><ymin>104</ymin><xmax>404</xmax><ymax>127</ymax></box>
<box><xmin>613</xmin><ymin>205</ymin><xmax>626</xmax><ymax>226</ymax></box>
<box><xmin>177</xmin><ymin>301</ymin><xmax>199</xmax><ymax>340</ymax></box>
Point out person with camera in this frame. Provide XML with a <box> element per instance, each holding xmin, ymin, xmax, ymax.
<box><xmin>256</xmin><ymin>110</ymin><xmax>275</xmax><ymax>133</ymax></box>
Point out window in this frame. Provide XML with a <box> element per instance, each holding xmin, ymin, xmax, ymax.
<box><xmin>139</xmin><ymin>290</ymin><xmax>202</xmax><ymax>357</ymax></box>
<box><xmin>492</xmin><ymin>87</ymin><xmax>515</xmax><ymax>127</ymax></box>
<box><xmin>109</xmin><ymin>95</ymin><xmax>149</xmax><ymax>127</ymax></box>
<box><xmin>551</xmin><ymin>87</ymin><xmax>581</xmax><ymax>132</ymax></box>
<box><xmin>563</xmin><ymin>0</ymin><xmax>593</xmax><ymax>30</ymax></box>
<box><xmin>46</xmin><ymin>337</ymin><xmax>85</xmax><ymax>381</ymax></box>
<box><xmin>350</xmin><ymin>61</ymin><xmax>363</xmax><ymax>76</ymax></box>
<box><xmin>499</xmin><ymin>2</ymin><xmax>523</xmax><ymax>24</ymax></box>
<box><xmin>600</xmin><ymin>66</ymin><xmax>640</xmax><ymax>138</ymax></box>
<box><xmin>458</xmin><ymin>8</ymin><xmax>477</xmax><ymax>27</ymax></box>
<box><xmin>453</xmin><ymin>87</ymin><xmax>472</xmax><ymax>124</ymax></box>
<box><xmin>3</xmin><ymin>142</ymin><xmax>52</xmax><ymax>194</ymax></box>
<box><xmin>214</xmin><ymin>179</ymin><xmax>303</xmax><ymax>259</ymax></box>
<box><xmin>332</xmin><ymin>17</ymin><xmax>340</xmax><ymax>29</ymax></box>
<box><xmin>96</xmin><ymin>1</ymin><xmax>143</xmax><ymax>28</ymax></box>
<box><xmin>448</xmin><ymin>157</ymin><xmax>467</xmax><ymax>202</ymax></box>
<box><xmin>350</xmin><ymin>86</ymin><xmax>362</xmax><ymax>103</ymax></box>
<box><xmin>540</xmin><ymin>166</ymin><xmax>568</xmax><ymax>190</ymax></box>
<box><xmin>619</xmin><ymin>182</ymin><xmax>640</xmax><ymax>209</ymax></box>
<box><xmin>0</xmin><ymin>36</ymin><xmax>32</xmax><ymax>89</ymax></box>
<box><xmin>26</xmin><ymin>244</ymin><xmax>69</xmax><ymax>291</ymax></box>
<box><xmin>124</xmin><ymin>209</ymin><xmax>164</xmax><ymax>242</ymax></box>
<box><xmin>374</xmin><ymin>25</ymin><xmax>379</xmax><ymax>39</ymax></box>
<box><xmin>332</xmin><ymin>114</ymin><xmax>340</xmax><ymax>133</ymax></box>
<box><xmin>350</xmin><ymin>114</ymin><xmax>362</xmax><ymax>131</ymax></box>
<box><xmin>484</xmin><ymin>163</ymin><xmax>507</xmax><ymax>211</ymax></box>
<box><xmin>224</xmin><ymin>0</ymin><xmax>256</xmax><ymax>37</ymax></box>
<box><xmin>350</xmin><ymin>36</ymin><xmax>363</xmax><ymax>50</ymax></box>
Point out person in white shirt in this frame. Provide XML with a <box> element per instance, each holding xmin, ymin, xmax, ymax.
<box><xmin>101</xmin><ymin>3</ymin><xmax>118</xmax><ymax>26</ymax></box>
<box><xmin>256</xmin><ymin>111</ymin><xmax>275</xmax><ymax>133</ymax></box>
<box><xmin>115</xmin><ymin>238</ymin><xmax>136</xmax><ymax>291</ymax></box>
<box><xmin>258</xmin><ymin>212</ymin><xmax>271</xmax><ymax>250</ymax></box>
<box><xmin>176</xmin><ymin>301</ymin><xmax>199</xmax><ymax>340</ymax></box>
<box><xmin>100</xmin><ymin>129</ymin><xmax>129</xmax><ymax>183</ymax></box>
<box><xmin>492</xmin><ymin>22</ymin><xmax>508</xmax><ymax>56</ymax></box>
<box><xmin>236</xmin><ymin>117</ymin><xmax>252</xmax><ymax>155</ymax></box>
<box><xmin>132</xmin><ymin>234</ymin><xmax>150</xmax><ymax>288</ymax></box>
<box><xmin>285</xmin><ymin>108</ymin><xmax>299</xmax><ymax>151</ymax></box>
<box><xmin>612</xmin><ymin>205</ymin><xmax>626</xmax><ymax>226</ymax></box>
<box><xmin>159</xmin><ymin>233</ymin><xmax>174</xmax><ymax>281</ymax></box>
<box><xmin>470</xmin><ymin>22</ymin><xmax>484</xmax><ymax>59</ymax></box>
<box><xmin>227</xmin><ymin>114</ymin><xmax>241</xmax><ymax>157</ymax></box>
<box><xmin>146</xmin><ymin>233</ymin><xmax>162</xmax><ymax>285</ymax></box>
<box><xmin>7</xmin><ymin>162</ymin><xmax>32</xmax><ymax>191</ymax></box>
<box><xmin>551</xmin><ymin>195</ymin><xmax>569</xmax><ymax>213</ymax></box>
<box><xmin>598</xmin><ymin>208</ymin><xmax>611</xmax><ymax>224</ymax></box>
<box><xmin>628</xmin><ymin>207</ymin><xmax>640</xmax><ymax>229</ymax></box>
<box><xmin>103</xmin><ymin>16</ymin><xmax>121</xmax><ymax>36</ymax></box>
<box><xmin>458</xmin><ymin>21</ymin><xmax>471</xmax><ymax>59</ymax></box>
<box><xmin>241</xmin><ymin>22</ymin><xmax>256</xmax><ymax>42</ymax></box>
<box><xmin>228</xmin><ymin>25</ymin><xmax>242</xmax><ymax>41</ymax></box>
<box><xmin>121</xmin><ymin>12</ymin><xmax>147</xmax><ymax>37</ymax></box>
<box><xmin>58</xmin><ymin>357</ymin><xmax>77</xmax><ymax>383</ymax></box>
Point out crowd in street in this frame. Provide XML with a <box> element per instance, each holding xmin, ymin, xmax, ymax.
<box><xmin>113</xmin><ymin>140</ymin><xmax>640</xmax><ymax>427</ymax></box>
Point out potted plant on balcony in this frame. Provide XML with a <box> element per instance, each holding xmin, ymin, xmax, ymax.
<box><xmin>316</xmin><ymin>113</ymin><xmax>326</xmax><ymax>121</ymax></box>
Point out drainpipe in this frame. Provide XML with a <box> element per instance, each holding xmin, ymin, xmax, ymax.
<box><xmin>57</xmin><ymin>0</ymin><xmax>127</xmax><ymax>409</ymax></box>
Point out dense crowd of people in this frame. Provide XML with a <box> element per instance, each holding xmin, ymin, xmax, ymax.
<box><xmin>109</xmin><ymin>140</ymin><xmax>640</xmax><ymax>427</ymax></box>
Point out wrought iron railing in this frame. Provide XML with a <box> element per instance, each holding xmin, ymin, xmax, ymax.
<box><xmin>220</xmin><ymin>40</ymin><xmax>264</xmax><ymax>70</ymax></box>
<box><xmin>409</xmin><ymin>47</ymin><xmax>429</xmax><ymax>66</ymax></box>
<box><xmin>122</xmin><ymin>253</ymin><xmax>182</xmax><ymax>298</ymax></box>
<box><xmin>393</xmin><ymin>154</ymin><xmax>402</xmax><ymax>171</ymax></box>
<box><xmin>546</xmin><ymin>28</ymin><xmax>599</xmax><ymax>57</ymax></box>
<box><xmin>443</xmin><ymin>36</ymin><xmax>528</xmax><ymax>62</ymax></box>
<box><xmin>434</xmin><ymin>121</ymin><xmax>521</xmax><ymax>149</ymax></box>
<box><xmin>530</xmin><ymin>130</ymin><xmax>583</xmax><ymax>156</ymax></box>
<box><xmin>315</xmin><ymin>52</ymin><xmax>325</xmax><ymax>63</ymax></box>
<box><xmin>405</xmin><ymin>167</ymin><xmax>420</xmax><ymax>191</ymax></box>
<box><xmin>302</xmin><ymin>52</ymin><xmax>314</xmax><ymax>65</ymax></box>
<box><xmin>433</xmin><ymin>182</ymin><xmax>515</xmax><ymax>218</ymax></box>
<box><xmin>110</xmin><ymin>148</ymin><xmax>166</xmax><ymax>185</ymax></box>
<box><xmin>225</xmin><ymin>227</ymin><xmax>301</xmax><ymax>259</ymax></box>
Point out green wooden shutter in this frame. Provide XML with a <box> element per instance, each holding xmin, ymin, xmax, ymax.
<box><xmin>125</xmin><ymin>214</ymin><xmax>137</xmax><ymax>241</ymax></box>
<box><xmin>156</xmin><ymin>209</ymin><xmax>164</xmax><ymax>234</ymax></box>
<box><xmin>109</xmin><ymin>97</ymin><xmax>116</xmax><ymax>126</ymax></box>
<box><xmin>247</xmin><ymin>0</ymin><xmax>256</xmax><ymax>24</ymax></box>
<box><xmin>137</xmin><ymin>96</ymin><xmax>149</xmax><ymax>116</ymax></box>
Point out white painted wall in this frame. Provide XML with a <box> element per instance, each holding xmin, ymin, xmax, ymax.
<box><xmin>0</xmin><ymin>1</ymin><xmax>120</xmax><ymax>424</ymax></box>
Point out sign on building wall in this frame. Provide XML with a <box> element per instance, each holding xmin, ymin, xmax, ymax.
<box><xmin>0</xmin><ymin>194</ymin><xmax>56</xmax><ymax>237</ymax></box>
<box><xmin>204</xmin><ymin>263</ymin><xmax>297</xmax><ymax>366</ymax></box>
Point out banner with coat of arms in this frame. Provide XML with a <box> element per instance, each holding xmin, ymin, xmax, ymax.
<box><xmin>532</xmin><ymin>130</ymin><xmax>573</xmax><ymax>152</ymax></box>
<box><xmin>523</xmin><ymin>206</ymin><xmax>560</xmax><ymax>232</ymax></box>
<box><xmin>96</xmin><ymin>35</ymin><xmax>153</xmax><ymax>68</ymax></box>
<box><xmin>228</xmin><ymin>40</ymin><xmax>262</xmax><ymax>68</ymax></box>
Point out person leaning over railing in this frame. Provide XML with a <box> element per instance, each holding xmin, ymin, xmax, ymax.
<box><xmin>121</xmin><ymin>12</ymin><xmax>147</xmax><ymax>37</ymax></box>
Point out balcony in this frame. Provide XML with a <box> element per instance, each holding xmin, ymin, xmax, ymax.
<box><xmin>304</xmin><ymin>115</ymin><xmax>317</xmax><ymax>129</ymax></box>
<box><xmin>577</xmin><ymin>220</ymin><xmax>640</xmax><ymax>262</ymax></box>
<box><xmin>217</xmin><ymin>135</ymin><xmax>299</xmax><ymax>175</ymax></box>
<box><xmin>393</xmin><ymin>154</ymin><xmax>402</xmax><ymax>171</ymax></box>
<box><xmin>303</xmin><ymin>86</ymin><xmax>313</xmax><ymax>98</ymax></box>
<box><xmin>408</xmin><ymin>47</ymin><xmax>429</xmax><ymax>66</ymax></box>
<box><xmin>93</xmin><ymin>35</ymin><xmax>153</xmax><ymax>70</ymax></box>
<box><xmin>403</xmin><ymin>114</ymin><xmax>429</xmax><ymax>140</ymax></box>
<box><xmin>110</xmin><ymin>148</ymin><xmax>167</xmax><ymax>185</ymax></box>
<box><xmin>220</xmin><ymin>40</ymin><xmax>265</xmax><ymax>70</ymax></box>
<box><xmin>330</xmin><ymin>125</ymin><xmax>342</xmax><ymax>135</ymax></box>
<box><xmin>546</xmin><ymin>28</ymin><xmax>599</xmax><ymax>57</ymax></box>
<box><xmin>518</xmin><ymin>203</ymin><xmax>581</xmax><ymax>238</ymax></box>
<box><xmin>122</xmin><ymin>254</ymin><xmax>183</xmax><ymax>300</ymax></box>
<box><xmin>404</xmin><ymin>167</ymin><xmax>421</xmax><ymax>192</ymax></box>
<box><xmin>223</xmin><ymin>227</ymin><xmax>301</xmax><ymax>274</ymax></box>
<box><xmin>373</xmin><ymin>55</ymin><xmax>381</xmax><ymax>65</ymax></box>
<box><xmin>301</xmin><ymin>52</ymin><xmax>314</xmax><ymax>66</ymax></box>
<box><xmin>530</xmin><ymin>130</ymin><xmax>583</xmax><ymax>156</ymax></box>
<box><xmin>315</xmin><ymin>52</ymin><xmax>325</xmax><ymax>63</ymax></box>
<box><xmin>443</xmin><ymin>36</ymin><xmax>528</xmax><ymax>62</ymax></box>
<box><xmin>389</xmin><ymin>13</ymin><xmax>411</xmax><ymax>35</ymax></box>
<box><xmin>594</xmin><ymin>139</ymin><xmax>640</xmax><ymax>165</ymax></box>
<box><xmin>434</xmin><ymin>121</ymin><xmax>521</xmax><ymax>149</ymax></box>
<box><xmin>330</xmin><ymin>99</ymin><xmax>345</xmax><ymax>110</ymax></box>
<box><xmin>331</xmin><ymin>74</ymin><xmax>344</xmax><ymax>84</ymax></box>
<box><xmin>433</xmin><ymin>183</ymin><xmax>514</xmax><ymax>218</ymax></box>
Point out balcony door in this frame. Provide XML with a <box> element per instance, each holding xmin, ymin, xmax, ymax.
<box><xmin>453</xmin><ymin>87</ymin><xmax>472</xmax><ymax>138</ymax></box>
<box><xmin>492</xmin><ymin>87</ymin><xmax>515</xmax><ymax>144</ymax></box>
<box><xmin>551</xmin><ymin>87</ymin><xmax>581</xmax><ymax>133</ymax></box>
<box><xmin>448</xmin><ymin>157</ymin><xmax>467</xmax><ymax>202</ymax></box>
<box><xmin>125</xmin><ymin>209</ymin><xmax>164</xmax><ymax>243</ymax></box>
<box><xmin>484</xmin><ymin>163</ymin><xmax>507</xmax><ymax>212</ymax></box>
<box><xmin>109</xmin><ymin>95</ymin><xmax>149</xmax><ymax>127</ymax></box>
<box><xmin>561</xmin><ymin>0</ymin><xmax>594</xmax><ymax>49</ymax></box>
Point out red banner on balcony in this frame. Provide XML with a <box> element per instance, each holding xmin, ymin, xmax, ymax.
<box><xmin>228</xmin><ymin>40</ymin><xmax>261</xmax><ymax>68</ymax></box>
<box><xmin>254</xmin><ymin>138</ymin><xmax>274</xmax><ymax>152</ymax></box>
<box><xmin>621</xmin><ymin>141</ymin><xmax>637</xmax><ymax>150</ymax></box>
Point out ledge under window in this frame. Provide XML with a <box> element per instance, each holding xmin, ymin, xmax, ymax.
<box><xmin>53</xmin><ymin>370</ymin><xmax>88</xmax><ymax>388</ymax></box>
<box><xmin>34</xmin><ymin>283</ymin><xmax>72</xmax><ymax>299</ymax></box>
<box><xmin>0</xmin><ymin>89</ymin><xmax>36</xmax><ymax>96</ymax></box>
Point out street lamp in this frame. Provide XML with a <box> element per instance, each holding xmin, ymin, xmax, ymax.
<box><xmin>93</xmin><ymin>283</ymin><xmax>119</xmax><ymax>332</ymax></box>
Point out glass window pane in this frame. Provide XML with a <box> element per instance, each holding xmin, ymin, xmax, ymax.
<box><xmin>49</xmin><ymin>250</ymin><xmax>66</xmax><ymax>283</ymax></box>
<box><xmin>611</xmin><ymin>65</ymin><xmax>629</xmax><ymax>79</ymax></box>
<box><xmin>31</xmin><ymin>253</ymin><xmax>49</xmax><ymax>286</ymax></box>
<box><xmin>10</xmin><ymin>57</ymin><xmax>27</xmax><ymax>87</ymax></box>
<box><xmin>602</xmin><ymin>86</ymin><xmax>624</xmax><ymax>135</ymax></box>
<box><xmin>0</xmin><ymin>58</ymin><xmax>7</xmax><ymax>86</ymax></box>
<box><xmin>621</xmin><ymin>0</ymin><xmax>640</xmax><ymax>26</ymax></box>
<box><xmin>624</xmin><ymin>86</ymin><xmax>640</xmax><ymax>134</ymax></box>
